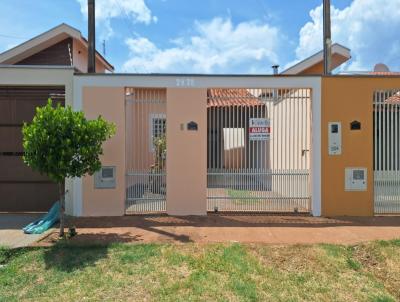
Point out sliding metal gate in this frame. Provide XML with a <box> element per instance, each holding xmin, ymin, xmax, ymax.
<box><xmin>207</xmin><ymin>88</ymin><xmax>311</xmax><ymax>213</ymax></box>
<box><xmin>125</xmin><ymin>88</ymin><xmax>167</xmax><ymax>214</ymax></box>
<box><xmin>374</xmin><ymin>90</ymin><xmax>400</xmax><ymax>214</ymax></box>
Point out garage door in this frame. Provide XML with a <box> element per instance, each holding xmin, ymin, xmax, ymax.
<box><xmin>0</xmin><ymin>87</ymin><xmax>64</xmax><ymax>212</ymax></box>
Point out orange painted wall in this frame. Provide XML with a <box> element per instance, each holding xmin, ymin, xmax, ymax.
<box><xmin>322</xmin><ymin>76</ymin><xmax>400</xmax><ymax>216</ymax></box>
<box><xmin>82</xmin><ymin>87</ymin><xmax>125</xmax><ymax>216</ymax></box>
<box><xmin>166</xmin><ymin>88</ymin><xmax>208</xmax><ymax>215</ymax></box>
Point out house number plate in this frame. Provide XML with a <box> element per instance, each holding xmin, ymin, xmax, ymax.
<box><xmin>176</xmin><ymin>78</ymin><xmax>195</xmax><ymax>87</ymax></box>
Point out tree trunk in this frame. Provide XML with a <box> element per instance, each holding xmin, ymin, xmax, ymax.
<box><xmin>58</xmin><ymin>182</ymin><xmax>65</xmax><ymax>237</ymax></box>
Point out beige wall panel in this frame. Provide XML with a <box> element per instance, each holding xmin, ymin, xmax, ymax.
<box><xmin>82</xmin><ymin>87</ymin><xmax>125</xmax><ymax>216</ymax></box>
<box><xmin>166</xmin><ymin>88</ymin><xmax>207</xmax><ymax>215</ymax></box>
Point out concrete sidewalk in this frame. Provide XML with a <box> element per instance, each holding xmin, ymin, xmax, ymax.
<box><xmin>41</xmin><ymin>215</ymin><xmax>400</xmax><ymax>245</ymax></box>
<box><xmin>0</xmin><ymin>214</ymin><xmax>49</xmax><ymax>248</ymax></box>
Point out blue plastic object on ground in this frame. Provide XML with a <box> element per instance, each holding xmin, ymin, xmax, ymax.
<box><xmin>23</xmin><ymin>201</ymin><xmax>60</xmax><ymax>234</ymax></box>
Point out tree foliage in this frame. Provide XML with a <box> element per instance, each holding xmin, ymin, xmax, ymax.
<box><xmin>22</xmin><ymin>99</ymin><xmax>115</xmax><ymax>183</ymax></box>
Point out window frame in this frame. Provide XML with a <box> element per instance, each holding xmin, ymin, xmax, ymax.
<box><xmin>149</xmin><ymin>113</ymin><xmax>166</xmax><ymax>152</ymax></box>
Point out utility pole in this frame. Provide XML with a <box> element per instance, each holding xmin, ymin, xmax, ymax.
<box><xmin>323</xmin><ymin>0</ymin><xmax>332</xmax><ymax>75</ymax></box>
<box><xmin>88</xmin><ymin>0</ymin><xmax>96</xmax><ymax>73</ymax></box>
<box><xmin>102</xmin><ymin>39</ymin><xmax>106</xmax><ymax>56</ymax></box>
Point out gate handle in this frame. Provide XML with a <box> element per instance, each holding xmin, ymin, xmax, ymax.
<box><xmin>302</xmin><ymin>149</ymin><xmax>310</xmax><ymax>156</ymax></box>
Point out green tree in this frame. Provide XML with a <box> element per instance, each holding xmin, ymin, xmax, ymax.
<box><xmin>22</xmin><ymin>99</ymin><xmax>115</xmax><ymax>237</ymax></box>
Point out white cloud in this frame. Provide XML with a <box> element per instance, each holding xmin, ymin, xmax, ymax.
<box><xmin>293</xmin><ymin>0</ymin><xmax>400</xmax><ymax>71</ymax></box>
<box><xmin>123</xmin><ymin>17</ymin><xmax>282</xmax><ymax>73</ymax></box>
<box><xmin>76</xmin><ymin>0</ymin><xmax>156</xmax><ymax>39</ymax></box>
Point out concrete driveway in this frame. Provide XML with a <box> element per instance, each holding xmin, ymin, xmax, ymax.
<box><xmin>0</xmin><ymin>213</ymin><xmax>49</xmax><ymax>248</ymax></box>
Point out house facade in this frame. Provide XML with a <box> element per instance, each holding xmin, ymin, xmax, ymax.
<box><xmin>1</xmin><ymin>25</ymin><xmax>399</xmax><ymax>217</ymax></box>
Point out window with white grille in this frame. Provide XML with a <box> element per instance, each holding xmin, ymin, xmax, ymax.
<box><xmin>149</xmin><ymin>114</ymin><xmax>166</xmax><ymax>152</ymax></box>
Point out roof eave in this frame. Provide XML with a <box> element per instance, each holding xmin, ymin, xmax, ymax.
<box><xmin>281</xmin><ymin>43</ymin><xmax>351</xmax><ymax>75</ymax></box>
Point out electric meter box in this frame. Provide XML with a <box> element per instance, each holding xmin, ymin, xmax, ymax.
<box><xmin>345</xmin><ymin>168</ymin><xmax>367</xmax><ymax>191</ymax></box>
<box><xmin>94</xmin><ymin>166</ymin><xmax>116</xmax><ymax>189</ymax></box>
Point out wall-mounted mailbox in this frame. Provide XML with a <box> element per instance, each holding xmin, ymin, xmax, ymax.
<box><xmin>328</xmin><ymin>122</ymin><xmax>342</xmax><ymax>155</ymax></box>
<box><xmin>187</xmin><ymin>121</ymin><xmax>198</xmax><ymax>131</ymax></box>
<box><xmin>94</xmin><ymin>166</ymin><xmax>116</xmax><ymax>189</ymax></box>
<box><xmin>350</xmin><ymin>120</ymin><xmax>361</xmax><ymax>130</ymax></box>
<box><xmin>345</xmin><ymin>167</ymin><xmax>367</xmax><ymax>191</ymax></box>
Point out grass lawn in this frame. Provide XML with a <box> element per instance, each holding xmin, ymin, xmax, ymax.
<box><xmin>1</xmin><ymin>240</ymin><xmax>400</xmax><ymax>301</ymax></box>
<box><xmin>227</xmin><ymin>189</ymin><xmax>253</xmax><ymax>204</ymax></box>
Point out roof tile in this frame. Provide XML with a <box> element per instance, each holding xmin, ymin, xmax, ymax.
<box><xmin>207</xmin><ymin>89</ymin><xmax>263</xmax><ymax>108</ymax></box>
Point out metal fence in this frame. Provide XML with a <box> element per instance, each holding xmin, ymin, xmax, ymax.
<box><xmin>207</xmin><ymin>88</ymin><xmax>311</xmax><ymax>213</ymax></box>
<box><xmin>374</xmin><ymin>90</ymin><xmax>400</xmax><ymax>214</ymax></box>
<box><xmin>125</xmin><ymin>88</ymin><xmax>167</xmax><ymax>214</ymax></box>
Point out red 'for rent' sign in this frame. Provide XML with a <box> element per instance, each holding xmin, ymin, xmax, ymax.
<box><xmin>249</xmin><ymin>118</ymin><xmax>271</xmax><ymax>141</ymax></box>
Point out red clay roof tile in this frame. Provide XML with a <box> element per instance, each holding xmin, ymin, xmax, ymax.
<box><xmin>207</xmin><ymin>89</ymin><xmax>263</xmax><ymax>108</ymax></box>
<box><xmin>385</xmin><ymin>92</ymin><xmax>400</xmax><ymax>104</ymax></box>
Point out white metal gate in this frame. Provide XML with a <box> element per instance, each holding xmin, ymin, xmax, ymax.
<box><xmin>207</xmin><ymin>88</ymin><xmax>311</xmax><ymax>213</ymax></box>
<box><xmin>125</xmin><ymin>88</ymin><xmax>167</xmax><ymax>214</ymax></box>
<box><xmin>374</xmin><ymin>90</ymin><xmax>400</xmax><ymax>214</ymax></box>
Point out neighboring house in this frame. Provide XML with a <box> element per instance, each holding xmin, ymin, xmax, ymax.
<box><xmin>0</xmin><ymin>24</ymin><xmax>113</xmax><ymax>212</ymax></box>
<box><xmin>0</xmin><ymin>23</ymin><xmax>114</xmax><ymax>73</ymax></box>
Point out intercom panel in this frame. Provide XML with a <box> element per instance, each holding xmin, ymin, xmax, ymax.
<box><xmin>328</xmin><ymin>122</ymin><xmax>342</xmax><ymax>155</ymax></box>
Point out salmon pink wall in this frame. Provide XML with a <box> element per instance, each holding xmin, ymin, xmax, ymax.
<box><xmin>82</xmin><ymin>87</ymin><xmax>125</xmax><ymax>216</ymax></box>
<box><xmin>166</xmin><ymin>88</ymin><xmax>208</xmax><ymax>215</ymax></box>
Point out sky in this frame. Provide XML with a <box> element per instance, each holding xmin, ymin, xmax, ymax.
<box><xmin>0</xmin><ymin>0</ymin><xmax>399</xmax><ymax>74</ymax></box>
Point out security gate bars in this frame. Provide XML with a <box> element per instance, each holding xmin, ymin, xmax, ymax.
<box><xmin>125</xmin><ymin>88</ymin><xmax>167</xmax><ymax>214</ymax></box>
<box><xmin>374</xmin><ymin>90</ymin><xmax>400</xmax><ymax>214</ymax></box>
<box><xmin>207</xmin><ymin>88</ymin><xmax>311</xmax><ymax>213</ymax></box>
